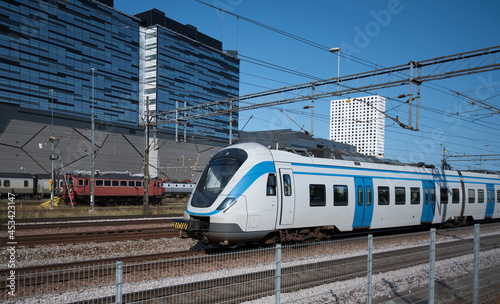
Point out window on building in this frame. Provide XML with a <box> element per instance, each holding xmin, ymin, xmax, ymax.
<box><xmin>378</xmin><ymin>186</ymin><xmax>390</xmax><ymax>205</ymax></box>
<box><xmin>333</xmin><ymin>185</ymin><xmax>348</xmax><ymax>206</ymax></box>
<box><xmin>310</xmin><ymin>184</ymin><xmax>326</xmax><ymax>207</ymax></box>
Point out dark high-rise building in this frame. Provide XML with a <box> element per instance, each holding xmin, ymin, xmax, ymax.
<box><xmin>0</xmin><ymin>0</ymin><xmax>239</xmax><ymax>178</ymax></box>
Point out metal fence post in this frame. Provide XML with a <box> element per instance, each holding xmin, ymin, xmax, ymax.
<box><xmin>367</xmin><ymin>234</ymin><xmax>373</xmax><ymax>304</ymax></box>
<box><xmin>473</xmin><ymin>224</ymin><xmax>480</xmax><ymax>304</ymax></box>
<box><xmin>275</xmin><ymin>243</ymin><xmax>282</xmax><ymax>304</ymax></box>
<box><xmin>116</xmin><ymin>260</ymin><xmax>123</xmax><ymax>304</ymax></box>
<box><xmin>429</xmin><ymin>228</ymin><xmax>436</xmax><ymax>304</ymax></box>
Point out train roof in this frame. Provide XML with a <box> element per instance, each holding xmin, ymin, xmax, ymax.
<box><xmin>68</xmin><ymin>171</ymin><xmax>160</xmax><ymax>180</ymax></box>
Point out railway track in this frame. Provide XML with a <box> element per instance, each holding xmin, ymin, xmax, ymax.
<box><xmin>1</xmin><ymin>215</ymin><xmax>184</xmax><ymax>247</ymax></box>
<box><xmin>4</xmin><ymin>226</ymin><xmax>499</xmax><ymax>303</ymax></box>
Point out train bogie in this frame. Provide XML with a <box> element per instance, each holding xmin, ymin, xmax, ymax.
<box><xmin>174</xmin><ymin>143</ymin><xmax>500</xmax><ymax>246</ymax></box>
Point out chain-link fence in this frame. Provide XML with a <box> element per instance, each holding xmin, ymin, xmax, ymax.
<box><xmin>2</xmin><ymin>224</ymin><xmax>500</xmax><ymax>303</ymax></box>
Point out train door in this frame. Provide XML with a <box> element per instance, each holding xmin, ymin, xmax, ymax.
<box><xmin>421</xmin><ymin>180</ymin><xmax>436</xmax><ymax>223</ymax></box>
<box><xmin>279</xmin><ymin>169</ymin><xmax>295</xmax><ymax>225</ymax></box>
<box><xmin>485</xmin><ymin>184</ymin><xmax>495</xmax><ymax>219</ymax></box>
<box><xmin>353</xmin><ymin>177</ymin><xmax>374</xmax><ymax>228</ymax></box>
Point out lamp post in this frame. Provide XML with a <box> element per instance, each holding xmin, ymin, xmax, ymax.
<box><xmin>329</xmin><ymin>47</ymin><xmax>341</xmax><ymax>92</ymax></box>
<box><xmin>90</xmin><ymin>68</ymin><xmax>95</xmax><ymax>212</ymax></box>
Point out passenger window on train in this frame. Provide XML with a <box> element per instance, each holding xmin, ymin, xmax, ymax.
<box><xmin>395</xmin><ymin>187</ymin><xmax>406</xmax><ymax>205</ymax></box>
<box><xmin>266</xmin><ymin>174</ymin><xmax>276</xmax><ymax>196</ymax></box>
<box><xmin>497</xmin><ymin>190</ymin><xmax>500</xmax><ymax>203</ymax></box>
<box><xmin>104</xmin><ymin>180</ymin><xmax>112</xmax><ymax>187</ymax></box>
<box><xmin>309</xmin><ymin>184</ymin><xmax>326</xmax><ymax>207</ymax></box>
<box><xmin>357</xmin><ymin>186</ymin><xmax>363</xmax><ymax>206</ymax></box>
<box><xmin>120</xmin><ymin>181</ymin><xmax>127</xmax><ymax>187</ymax></box>
<box><xmin>478</xmin><ymin>189</ymin><xmax>484</xmax><ymax>203</ymax></box>
<box><xmin>96</xmin><ymin>180</ymin><xmax>103</xmax><ymax>186</ymax></box>
<box><xmin>129</xmin><ymin>181</ymin><xmax>135</xmax><ymax>187</ymax></box>
<box><xmin>78</xmin><ymin>179</ymin><xmax>84</xmax><ymax>186</ymax></box>
<box><xmin>366</xmin><ymin>186</ymin><xmax>372</xmax><ymax>206</ymax></box>
<box><xmin>440</xmin><ymin>188</ymin><xmax>449</xmax><ymax>204</ymax></box>
<box><xmin>112</xmin><ymin>180</ymin><xmax>119</xmax><ymax>187</ymax></box>
<box><xmin>377</xmin><ymin>186</ymin><xmax>390</xmax><ymax>205</ymax></box>
<box><xmin>452</xmin><ymin>189</ymin><xmax>460</xmax><ymax>204</ymax></box>
<box><xmin>0</xmin><ymin>180</ymin><xmax>2</xmax><ymax>187</ymax></box>
<box><xmin>410</xmin><ymin>187</ymin><xmax>420</xmax><ymax>204</ymax></box>
<box><xmin>136</xmin><ymin>181</ymin><xmax>143</xmax><ymax>187</ymax></box>
<box><xmin>4</xmin><ymin>180</ymin><xmax>9</xmax><ymax>187</ymax></box>
<box><xmin>468</xmin><ymin>189</ymin><xmax>475</xmax><ymax>203</ymax></box>
<box><xmin>24</xmin><ymin>180</ymin><xmax>29</xmax><ymax>187</ymax></box>
<box><xmin>283</xmin><ymin>174</ymin><xmax>292</xmax><ymax>196</ymax></box>
<box><xmin>333</xmin><ymin>185</ymin><xmax>348</xmax><ymax>206</ymax></box>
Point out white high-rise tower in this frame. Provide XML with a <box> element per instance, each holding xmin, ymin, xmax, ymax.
<box><xmin>330</xmin><ymin>95</ymin><xmax>386</xmax><ymax>158</ymax></box>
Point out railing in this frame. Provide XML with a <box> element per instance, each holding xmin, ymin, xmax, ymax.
<box><xmin>2</xmin><ymin>224</ymin><xmax>500</xmax><ymax>303</ymax></box>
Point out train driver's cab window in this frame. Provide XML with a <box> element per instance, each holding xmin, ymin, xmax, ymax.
<box><xmin>478</xmin><ymin>189</ymin><xmax>484</xmax><ymax>203</ymax></box>
<box><xmin>410</xmin><ymin>187</ymin><xmax>420</xmax><ymax>204</ymax></box>
<box><xmin>468</xmin><ymin>189</ymin><xmax>475</xmax><ymax>203</ymax></box>
<box><xmin>78</xmin><ymin>179</ymin><xmax>84</xmax><ymax>186</ymax></box>
<box><xmin>440</xmin><ymin>188</ymin><xmax>449</xmax><ymax>204</ymax></box>
<box><xmin>24</xmin><ymin>180</ymin><xmax>29</xmax><ymax>187</ymax></box>
<box><xmin>309</xmin><ymin>184</ymin><xmax>326</xmax><ymax>207</ymax></box>
<box><xmin>283</xmin><ymin>174</ymin><xmax>292</xmax><ymax>196</ymax></box>
<box><xmin>333</xmin><ymin>185</ymin><xmax>348</xmax><ymax>206</ymax></box>
<box><xmin>378</xmin><ymin>186</ymin><xmax>390</xmax><ymax>205</ymax></box>
<box><xmin>452</xmin><ymin>189</ymin><xmax>460</xmax><ymax>204</ymax></box>
<box><xmin>395</xmin><ymin>187</ymin><xmax>406</xmax><ymax>205</ymax></box>
<box><xmin>266</xmin><ymin>174</ymin><xmax>276</xmax><ymax>196</ymax></box>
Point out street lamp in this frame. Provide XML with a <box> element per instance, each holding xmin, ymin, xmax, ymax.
<box><xmin>329</xmin><ymin>47</ymin><xmax>341</xmax><ymax>92</ymax></box>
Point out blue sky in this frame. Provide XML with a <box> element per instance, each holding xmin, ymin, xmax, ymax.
<box><xmin>115</xmin><ymin>0</ymin><xmax>500</xmax><ymax>171</ymax></box>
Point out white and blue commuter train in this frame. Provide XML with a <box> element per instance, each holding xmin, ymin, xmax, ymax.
<box><xmin>173</xmin><ymin>143</ymin><xmax>500</xmax><ymax>246</ymax></box>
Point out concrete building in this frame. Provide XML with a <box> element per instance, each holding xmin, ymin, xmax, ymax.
<box><xmin>0</xmin><ymin>0</ymin><xmax>238</xmax><ymax>179</ymax></box>
<box><xmin>330</xmin><ymin>95</ymin><xmax>386</xmax><ymax>158</ymax></box>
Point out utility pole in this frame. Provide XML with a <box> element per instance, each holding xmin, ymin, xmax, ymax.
<box><xmin>90</xmin><ymin>68</ymin><xmax>95</xmax><ymax>213</ymax></box>
<box><xmin>49</xmin><ymin>89</ymin><xmax>55</xmax><ymax>209</ymax></box>
<box><xmin>143</xmin><ymin>96</ymin><xmax>151</xmax><ymax>215</ymax></box>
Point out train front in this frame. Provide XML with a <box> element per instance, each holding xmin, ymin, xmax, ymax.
<box><xmin>173</xmin><ymin>143</ymin><xmax>276</xmax><ymax>246</ymax></box>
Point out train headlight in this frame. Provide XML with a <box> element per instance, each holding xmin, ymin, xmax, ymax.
<box><xmin>217</xmin><ymin>197</ymin><xmax>237</xmax><ymax>212</ymax></box>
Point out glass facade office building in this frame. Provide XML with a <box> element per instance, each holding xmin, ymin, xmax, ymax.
<box><xmin>0</xmin><ymin>1</ymin><xmax>239</xmax><ymax>144</ymax></box>
<box><xmin>0</xmin><ymin>0</ymin><xmax>140</xmax><ymax>125</ymax></box>
<box><xmin>136</xmin><ymin>9</ymin><xmax>240</xmax><ymax>143</ymax></box>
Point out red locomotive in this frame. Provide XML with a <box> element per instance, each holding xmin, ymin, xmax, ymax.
<box><xmin>63</xmin><ymin>171</ymin><xmax>163</xmax><ymax>205</ymax></box>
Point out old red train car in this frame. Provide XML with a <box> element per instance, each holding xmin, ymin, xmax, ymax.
<box><xmin>63</xmin><ymin>171</ymin><xmax>163</xmax><ymax>205</ymax></box>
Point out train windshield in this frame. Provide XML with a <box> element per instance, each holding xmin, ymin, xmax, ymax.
<box><xmin>191</xmin><ymin>148</ymin><xmax>247</xmax><ymax>208</ymax></box>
